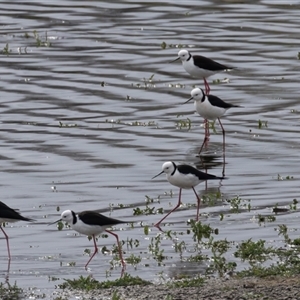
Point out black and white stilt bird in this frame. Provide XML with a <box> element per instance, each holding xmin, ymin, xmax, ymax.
<box><xmin>171</xmin><ymin>49</ymin><xmax>233</xmax><ymax>95</ymax></box>
<box><xmin>152</xmin><ymin>161</ymin><xmax>225</xmax><ymax>227</ymax></box>
<box><xmin>0</xmin><ymin>201</ymin><xmax>34</xmax><ymax>260</ymax></box>
<box><xmin>184</xmin><ymin>87</ymin><xmax>240</xmax><ymax>155</ymax></box>
<box><xmin>50</xmin><ymin>209</ymin><xmax>129</xmax><ymax>270</ymax></box>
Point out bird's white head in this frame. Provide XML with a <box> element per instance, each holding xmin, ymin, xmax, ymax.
<box><xmin>161</xmin><ymin>161</ymin><xmax>176</xmax><ymax>175</ymax></box>
<box><xmin>183</xmin><ymin>88</ymin><xmax>205</xmax><ymax>105</ymax></box>
<box><xmin>152</xmin><ymin>161</ymin><xmax>176</xmax><ymax>179</ymax></box>
<box><xmin>60</xmin><ymin>210</ymin><xmax>74</xmax><ymax>223</ymax></box>
<box><xmin>177</xmin><ymin>49</ymin><xmax>190</xmax><ymax>62</ymax></box>
<box><xmin>190</xmin><ymin>88</ymin><xmax>205</xmax><ymax>101</ymax></box>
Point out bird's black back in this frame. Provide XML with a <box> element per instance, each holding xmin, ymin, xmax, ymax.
<box><xmin>0</xmin><ymin>201</ymin><xmax>33</xmax><ymax>222</ymax></box>
<box><xmin>207</xmin><ymin>94</ymin><xmax>240</xmax><ymax>109</ymax></box>
<box><xmin>78</xmin><ymin>211</ymin><xmax>128</xmax><ymax>226</ymax></box>
<box><xmin>177</xmin><ymin>165</ymin><xmax>224</xmax><ymax>181</ymax></box>
<box><xmin>193</xmin><ymin>55</ymin><xmax>231</xmax><ymax>71</ymax></box>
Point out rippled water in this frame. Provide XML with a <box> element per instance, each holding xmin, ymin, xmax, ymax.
<box><xmin>1</xmin><ymin>0</ymin><xmax>300</xmax><ymax>297</ymax></box>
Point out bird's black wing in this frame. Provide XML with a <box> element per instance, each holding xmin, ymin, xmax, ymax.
<box><xmin>177</xmin><ymin>165</ymin><xmax>224</xmax><ymax>181</ymax></box>
<box><xmin>208</xmin><ymin>94</ymin><xmax>240</xmax><ymax>109</ymax></box>
<box><xmin>193</xmin><ymin>55</ymin><xmax>232</xmax><ymax>71</ymax></box>
<box><xmin>79</xmin><ymin>211</ymin><xmax>128</xmax><ymax>226</ymax></box>
<box><xmin>0</xmin><ymin>201</ymin><xmax>33</xmax><ymax>221</ymax></box>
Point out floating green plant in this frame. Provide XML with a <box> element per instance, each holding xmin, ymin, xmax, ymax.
<box><xmin>258</xmin><ymin>119</ymin><xmax>268</xmax><ymax>129</ymax></box>
<box><xmin>33</xmin><ymin>30</ymin><xmax>51</xmax><ymax>47</ymax></box>
<box><xmin>176</xmin><ymin>117</ymin><xmax>192</xmax><ymax>130</ymax></box>
<box><xmin>1</xmin><ymin>43</ymin><xmax>11</xmax><ymax>56</ymax></box>
<box><xmin>58</xmin><ymin>121</ymin><xmax>77</xmax><ymax>128</ymax></box>
<box><xmin>227</xmin><ymin>196</ymin><xmax>251</xmax><ymax>213</ymax></box>
<box><xmin>0</xmin><ymin>282</ymin><xmax>23</xmax><ymax>300</ymax></box>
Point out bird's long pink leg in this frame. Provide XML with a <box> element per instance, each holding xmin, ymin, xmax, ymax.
<box><xmin>203</xmin><ymin>78</ymin><xmax>211</xmax><ymax>95</ymax></box>
<box><xmin>192</xmin><ymin>187</ymin><xmax>201</xmax><ymax>221</ymax></box>
<box><xmin>85</xmin><ymin>235</ymin><xmax>98</xmax><ymax>269</ymax></box>
<box><xmin>105</xmin><ymin>229</ymin><xmax>126</xmax><ymax>272</ymax></box>
<box><xmin>154</xmin><ymin>188</ymin><xmax>182</xmax><ymax>228</ymax></box>
<box><xmin>218</xmin><ymin>117</ymin><xmax>226</xmax><ymax>176</ymax></box>
<box><xmin>199</xmin><ymin>119</ymin><xmax>210</xmax><ymax>154</ymax></box>
<box><xmin>1</xmin><ymin>226</ymin><xmax>11</xmax><ymax>261</ymax></box>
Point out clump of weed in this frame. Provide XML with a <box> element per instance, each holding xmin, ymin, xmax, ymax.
<box><xmin>0</xmin><ymin>282</ymin><xmax>23</xmax><ymax>300</ymax></box>
<box><xmin>58</xmin><ymin>273</ymin><xmax>151</xmax><ymax>290</ymax></box>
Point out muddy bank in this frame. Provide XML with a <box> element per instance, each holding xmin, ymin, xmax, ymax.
<box><xmin>53</xmin><ymin>275</ymin><xmax>300</xmax><ymax>300</ymax></box>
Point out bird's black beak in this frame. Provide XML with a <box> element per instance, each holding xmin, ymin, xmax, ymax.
<box><xmin>48</xmin><ymin>218</ymin><xmax>62</xmax><ymax>226</ymax></box>
<box><xmin>183</xmin><ymin>96</ymin><xmax>194</xmax><ymax>104</ymax></box>
<box><xmin>169</xmin><ymin>57</ymin><xmax>180</xmax><ymax>63</ymax></box>
<box><xmin>152</xmin><ymin>171</ymin><xmax>164</xmax><ymax>179</ymax></box>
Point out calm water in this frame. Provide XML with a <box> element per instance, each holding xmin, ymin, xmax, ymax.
<box><xmin>1</xmin><ymin>0</ymin><xmax>300</xmax><ymax>298</ymax></box>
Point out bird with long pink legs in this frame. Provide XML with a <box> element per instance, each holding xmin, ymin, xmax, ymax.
<box><xmin>184</xmin><ymin>88</ymin><xmax>241</xmax><ymax>175</ymax></box>
<box><xmin>152</xmin><ymin>161</ymin><xmax>225</xmax><ymax>229</ymax></box>
<box><xmin>50</xmin><ymin>209</ymin><xmax>130</xmax><ymax>275</ymax></box>
<box><xmin>0</xmin><ymin>201</ymin><xmax>34</xmax><ymax>273</ymax></box>
<box><xmin>171</xmin><ymin>49</ymin><xmax>234</xmax><ymax>140</ymax></box>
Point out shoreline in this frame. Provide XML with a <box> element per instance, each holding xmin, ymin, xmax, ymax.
<box><xmin>52</xmin><ymin>275</ymin><xmax>300</xmax><ymax>300</ymax></box>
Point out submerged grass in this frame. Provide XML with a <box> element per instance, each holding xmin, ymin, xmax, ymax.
<box><xmin>58</xmin><ymin>273</ymin><xmax>151</xmax><ymax>290</ymax></box>
<box><xmin>0</xmin><ymin>282</ymin><xmax>23</xmax><ymax>300</ymax></box>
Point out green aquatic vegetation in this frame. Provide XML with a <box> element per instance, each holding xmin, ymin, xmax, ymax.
<box><xmin>33</xmin><ymin>30</ymin><xmax>51</xmax><ymax>47</ymax></box>
<box><xmin>126</xmin><ymin>238</ymin><xmax>140</xmax><ymax>249</ymax></box>
<box><xmin>161</xmin><ymin>41</ymin><xmax>167</xmax><ymax>49</ymax></box>
<box><xmin>48</xmin><ymin>276</ymin><xmax>60</xmax><ymax>282</ymax></box>
<box><xmin>167</xmin><ymin>275</ymin><xmax>205</xmax><ymax>288</ymax></box>
<box><xmin>143</xmin><ymin>225</ymin><xmax>150</xmax><ymax>235</ymax></box>
<box><xmin>175</xmin><ymin>117</ymin><xmax>192</xmax><ymax>130</ymax></box>
<box><xmin>166</xmin><ymin>43</ymin><xmax>187</xmax><ymax>48</ymax></box>
<box><xmin>58</xmin><ymin>121</ymin><xmax>77</xmax><ymax>128</ymax></box>
<box><xmin>168</xmin><ymin>83</ymin><xmax>185</xmax><ymax>88</ymax></box>
<box><xmin>148</xmin><ymin>233</ymin><xmax>166</xmax><ymax>264</ymax></box>
<box><xmin>187</xmin><ymin>220</ymin><xmax>218</xmax><ymax>243</ymax></box>
<box><xmin>125</xmin><ymin>253</ymin><xmax>142</xmax><ymax>266</ymax></box>
<box><xmin>258</xmin><ymin>119</ymin><xmax>268</xmax><ymax>129</ymax></box>
<box><xmin>133</xmin><ymin>206</ymin><xmax>157</xmax><ymax>216</ymax></box>
<box><xmin>212</xmin><ymin>78</ymin><xmax>230</xmax><ymax>84</ymax></box>
<box><xmin>277</xmin><ymin>174</ymin><xmax>294</xmax><ymax>181</ymax></box>
<box><xmin>133</xmin><ymin>74</ymin><xmax>155</xmax><ymax>89</ymax></box>
<box><xmin>105</xmin><ymin>118</ymin><xmax>122</xmax><ymax>124</ymax></box>
<box><xmin>187</xmin><ymin>253</ymin><xmax>207</xmax><ymax>262</ymax></box>
<box><xmin>290</xmin><ymin>198</ymin><xmax>298</xmax><ymax>210</ymax></box>
<box><xmin>254</xmin><ymin>214</ymin><xmax>276</xmax><ymax>226</ymax></box>
<box><xmin>202</xmin><ymin>191</ymin><xmax>222</xmax><ymax>206</ymax></box>
<box><xmin>206</xmin><ymin>238</ymin><xmax>237</xmax><ymax>276</ymax></box>
<box><xmin>145</xmin><ymin>195</ymin><xmax>161</xmax><ymax>204</ymax></box>
<box><xmin>1</xmin><ymin>43</ymin><xmax>11</xmax><ymax>56</ymax></box>
<box><xmin>59</xmin><ymin>273</ymin><xmax>151</xmax><ymax>290</ymax></box>
<box><xmin>227</xmin><ymin>196</ymin><xmax>251</xmax><ymax>213</ymax></box>
<box><xmin>0</xmin><ymin>282</ymin><xmax>23</xmax><ymax>300</ymax></box>
<box><xmin>127</xmin><ymin>120</ymin><xmax>157</xmax><ymax>126</ymax></box>
<box><xmin>234</xmin><ymin>239</ymin><xmax>274</xmax><ymax>266</ymax></box>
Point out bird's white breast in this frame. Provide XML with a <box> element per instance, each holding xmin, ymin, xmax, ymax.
<box><xmin>72</xmin><ymin>221</ymin><xmax>108</xmax><ymax>236</ymax></box>
<box><xmin>195</xmin><ymin>100</ymin><xmax>227</xmax><ymax>120</ymax></box>
<box><xmin>167</xmin><ymin>172</ymin><xmax>203</xmax><ymax>189</ymax></box>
